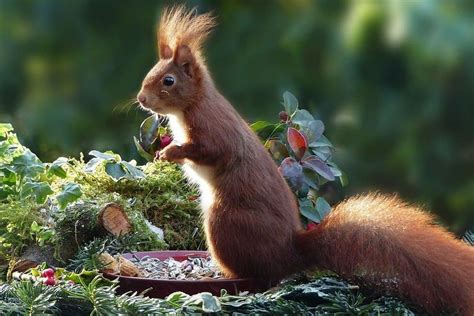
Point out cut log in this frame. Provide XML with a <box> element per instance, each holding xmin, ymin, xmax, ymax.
<box><xmin>12</xmin><ymin>203</ymin><xmax>132</xmax><ymax>273</ymax></box>
<box><xmin>98</xmin><ymin>203</ymin><xmax>132</xmax><ymax>236</ymax></box>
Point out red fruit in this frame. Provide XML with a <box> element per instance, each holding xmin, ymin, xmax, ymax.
<box><xmin>43</xmin><ymin>277</ymin><xmax>55</xmax><ymax>286</ymax></box>
<box><xmin>279</xmin><ymin>111</ymin><xmax>289</xmax><ymax>122</ymax></box>
<box><xmin>41</xmin><ymin>268</ymin><xmax>55</xmax><ymax>278</ymax></box>
<box><xmin>307</xmin><ymin>222</ymin><xmax>318</xmax><ymax>230</ymax></box>
<box><xmin>160</xmin><ymin>135</ymin><xmax>172</xmax><ymax>148</ymax></box>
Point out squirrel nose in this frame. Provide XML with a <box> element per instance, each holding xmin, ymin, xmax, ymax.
<box><xmin>137</xmin><ymin>93</ymin><xmax>147</xmax><ymax>103</ymax></box>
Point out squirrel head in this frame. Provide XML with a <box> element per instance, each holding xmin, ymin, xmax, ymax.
<box><xmin>138</xmin><ymin>6</ymin><xmax>216</xmax><ymax>115</ymax></box>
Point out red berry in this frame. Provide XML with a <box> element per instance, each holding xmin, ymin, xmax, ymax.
<box><xmin>279</xmin><ymin>111</ymin><xmax>289</xmax><ymax>122</ymax></box>
<box><xmin>307</xmin><ymin>222</ymin><xmax>318</xmax><ymax>230</ymax></box>
<box><xmin>160</xmin><ymin>135</ymin><xmax>172</xmax><ymax>148</ymax></box>
<box><xmin>41</xmin><ymin>268</ymin><xmax>55</xmax><ymax>278</ymax></box>
<box><xmin>43</xmin><ymin>277</ymin><xmax>55</xmax><ymax>286</ymax></box>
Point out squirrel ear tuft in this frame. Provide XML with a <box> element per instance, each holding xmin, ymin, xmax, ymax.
<box><xmin>174</xmin><ymin>45</ymin><xmax>196</xmax><ymax>78</ymax></box>
<box><xmin>160</xmin><ymin>44</ymin><xmax>173</xmax><ymax>60</ymax></box>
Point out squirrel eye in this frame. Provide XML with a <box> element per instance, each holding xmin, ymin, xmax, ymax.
<box><xmin>163</xmin><ymin>76</ymin><xmax>175</xmax><ymax>87</ymax></box>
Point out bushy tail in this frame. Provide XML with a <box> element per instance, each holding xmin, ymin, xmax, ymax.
<box><xmin>296</xmin><ymin>193</ymin><xmax>474</xmax><ymax>315</ymax></box>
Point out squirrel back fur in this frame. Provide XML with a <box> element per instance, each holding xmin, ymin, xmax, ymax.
<box><xmin>137</xmin><ymin>6</ymin><xmax>474</xmax><ymax>315</ymax></box>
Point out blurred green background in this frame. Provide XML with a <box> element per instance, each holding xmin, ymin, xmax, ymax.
<box><xmin>1</xmin><ymin>0</ymin><xmax>473</xmax><ymax>232</ymax></box>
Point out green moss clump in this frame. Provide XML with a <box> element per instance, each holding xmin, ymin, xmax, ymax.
<box><xmin>52</xmin><ymin>158</ymin><xmax>204</xmax><ymax>251</ymax></box>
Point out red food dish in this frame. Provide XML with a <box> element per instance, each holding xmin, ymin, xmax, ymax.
<box><xmin>104</xmin><ymin>250</ymin><xmax>275</xmax><ymax>298</ymax></box>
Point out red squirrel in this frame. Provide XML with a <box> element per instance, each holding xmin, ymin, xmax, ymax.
<box><xmin>137</xmin><ymin>6</ymin><xmax>474</xmax><ymax>315</ymax></box>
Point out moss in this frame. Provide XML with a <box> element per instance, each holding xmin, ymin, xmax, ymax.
<box><xmin>0</xmin><ymin>200</ymin><xmax>43</xmax><ymax>260</ymax></box>
<box><xmin>52</xmin><ymin>158</ymin><xmax>204</xmax><ymax>251</ymax></box>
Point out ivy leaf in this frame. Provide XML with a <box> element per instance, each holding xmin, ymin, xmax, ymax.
<box><xmin>287</xmin><ymin>128</ymin><xmax>308</xmax><ymax>160</ymax></box>
<box><xmin>278</xmin><ymin>157</ymin><xmax>304</xmax><ymax>191</ymax></box>
<box><xmin>316</xmin><ymin>197</ymin><xmax>331</xmax><ymax>220</ymax></box>
<box><xmin>10</xmin><ymin>149</ymin><xmax>45</xmax><ymax>178</ymax></box>
<box><xmin>84</xmin><ymin>157</ymin><xmax>103</xmax><ymax>173</ymax></box>
<box><xmin>105</xmin><ymin>162</ymin><xmax>127</xmax><ymax>181</ymax></box>
<box><xmin>292</xmin><ymin>109</ymin><xmax>314</xmax><ymax>127</ymax></box>
<box><xmin>299</xmin><ymin>199</ymin><xmax>321</xmax><ymax>223</ymax></box>
<box><xmin>48</xmin><ymin>157</ymin><xmax>68</xmax><ymax>178</ymax></box>
<box><xmin>21</xmin><ymin>180</ymin><xmax>54</xmax><ymax>204</ymax></box>
<box><xmin>0</xmin><ymin>167</ymin><xmax>16</xmax><ymax>186</ymax></box>
<box><xmin>301</xmin><ymin>156</ymin><xmax>335</xmax><ymax>181</ymax></box>
<box><xmin>121</xmin><ymin>161</ymin><xmax>145</xmax><ymax>179</ymax></box>
<box><xmin>56</xmin><ymin>183</ymin><xmax>82</xmax><ymax>209</ymax></box>
<box><xmin>283</xmin><ymin>91</ymin><xmax>298</xmax><ymax>116</ymax></box>
<box><xmin>88</xmin><ymin>150</ymin><xmax>117</xmax><ymax>162</ymax></box>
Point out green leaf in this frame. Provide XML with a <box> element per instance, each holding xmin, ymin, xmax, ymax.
<box><xmin>0</xmin><ymin>167</ymin><xmax>17</xmax><ymax>185</ymax></box>
<box><xmin>88</xmin><ymin>150</ymin><xmax>117</xmax><ymax>161</ymax></box>
<box><xmin>134</xmin><ymin>136</ymin><xmax>154</xmax><ymax>161</ymax></box>
<box><xmin>200</xmin><ymin>293</ymin><xmax>222</xmax><ymax>313</ymax></box>
<box><xmin>252</xmin><ymin>121</ymin><xmax>284</xmax><ymax>141</ymax></box>
<box><xmin>292</xmin><ymin>109</ymin><xmax>314</xmax><ymax>126</ymax></box>
<box><xmin>166</xmin><ymin>291</ymin><xmax>189</xmax><ymax>305</ymax></box>
<box><xmin>48</xmin><ymin>157</ymin><xmax>68</xmax><ymax>178</ymax></box>
<box><xmin>313</xmin><ymin>146</ymin><xmax>333</xmax><ymax>161</ymax></box>
<box><xmin>316</xmin><ymin>197</ymin><xmax>331</xmax><ymax>220</ymax></box>
<box><xmin>0</xmin><ymin>123</ymin><xmax>13</xmax><ymax>135</ymax></box>
<box><xmin>30</xmin><ymin>221</ymin><xmax>40</xmax><ymax>233</ymax></box>
<box><xmin>339</xmin><ymin>172</ymin><xmax>349</xmax><ymax>187</ymax></box>
<box><xmin>0</xmin><ymin>185</ymin><xmax>15</xmax><ymax>200</ymax></box>
<box><xmin>56</xmin><ymin>183</ymin><xmax>82</xmax><ymax>208</ymax></box>
<box><xmin>83</xmin><ymin>157</ymin><xmax>103</xmax><ymax>172</ymax></box>
<box><xmin>21</xmin><ymin>180</ymin><xmax>54</xmax><ymax>204</ymax></box>
<box><xmin>139</xmin><ymin>114</ymin><xmax>161</xmax><ymax>152</ymax></box>
<box><xmin>303</xmin><ymin>168</ymin><xmax>319</xmax><ymax>189</ymax></box>
<box><xmin>283</xmin><ymin>91</ymin><xmax>298</xmax><ymax>116</ymax></box>
<box><xmin>10</xmin><ymin>150</ymin><xmax>45</xmax><ymax>178</ymax></box>
<box><xmin>299</xmin><ymin>199</ymin><xmax>321</xmax><ymax>223</ymax></box>
<box><xmin>121</xmin><ymin>161</ymin><xmax>145</xmax><ymax>179</ymax></box>
<box><xmin>105</xmin><ymin>162</ymin><xmax>127</xmax><ymax>181</ymax></box>
<box><xmin>302</xmin><ymin>120</ymin><xmax>325</xmax><ymax>145</ymax></box>
<box><xmin>312</xmin><ymin>135</ymin><xmax>333</xmax><ymax>148</ymax></box>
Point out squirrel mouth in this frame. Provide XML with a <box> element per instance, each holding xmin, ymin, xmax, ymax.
<box><xmin>137</xmin><ymin>102</ymin><xmax>157</xmax><ymax>114</ymax></box>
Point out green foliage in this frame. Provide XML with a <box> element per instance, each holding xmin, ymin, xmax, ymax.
<box><xmin>8</xmin><ymin>281</ymin><xmax>59</xmax><ymax>315</ymax></box>
<box><xmin>0</xmin><ymin>124</ymin><xmax>203</xmax><ymax>267</ymax></box>
<box><xmin>0</xmin><ymin>273</ymin><xmax>417</xmax><ymax>315</ymax></box>
<box><xmin>134</xmin><ymin>114</ymin><xmax>165</xmax><ymax>161</ymax></box>
<box><xmin>253</xmin><ymin>92</ymin><xmax>344</xmax><ymax>226</ymax></box>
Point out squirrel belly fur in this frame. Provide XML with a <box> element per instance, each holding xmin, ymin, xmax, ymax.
<box><xmin>137</xmin><ymin>6</ymin><xmax>474</xmax><ymax>315</ymax></box>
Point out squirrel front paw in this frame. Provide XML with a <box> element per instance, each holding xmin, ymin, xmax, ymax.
<box><xmin>158</xmin><ymin>143</ymin><xmax>184</xmax><ymax>163</ymax></box>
